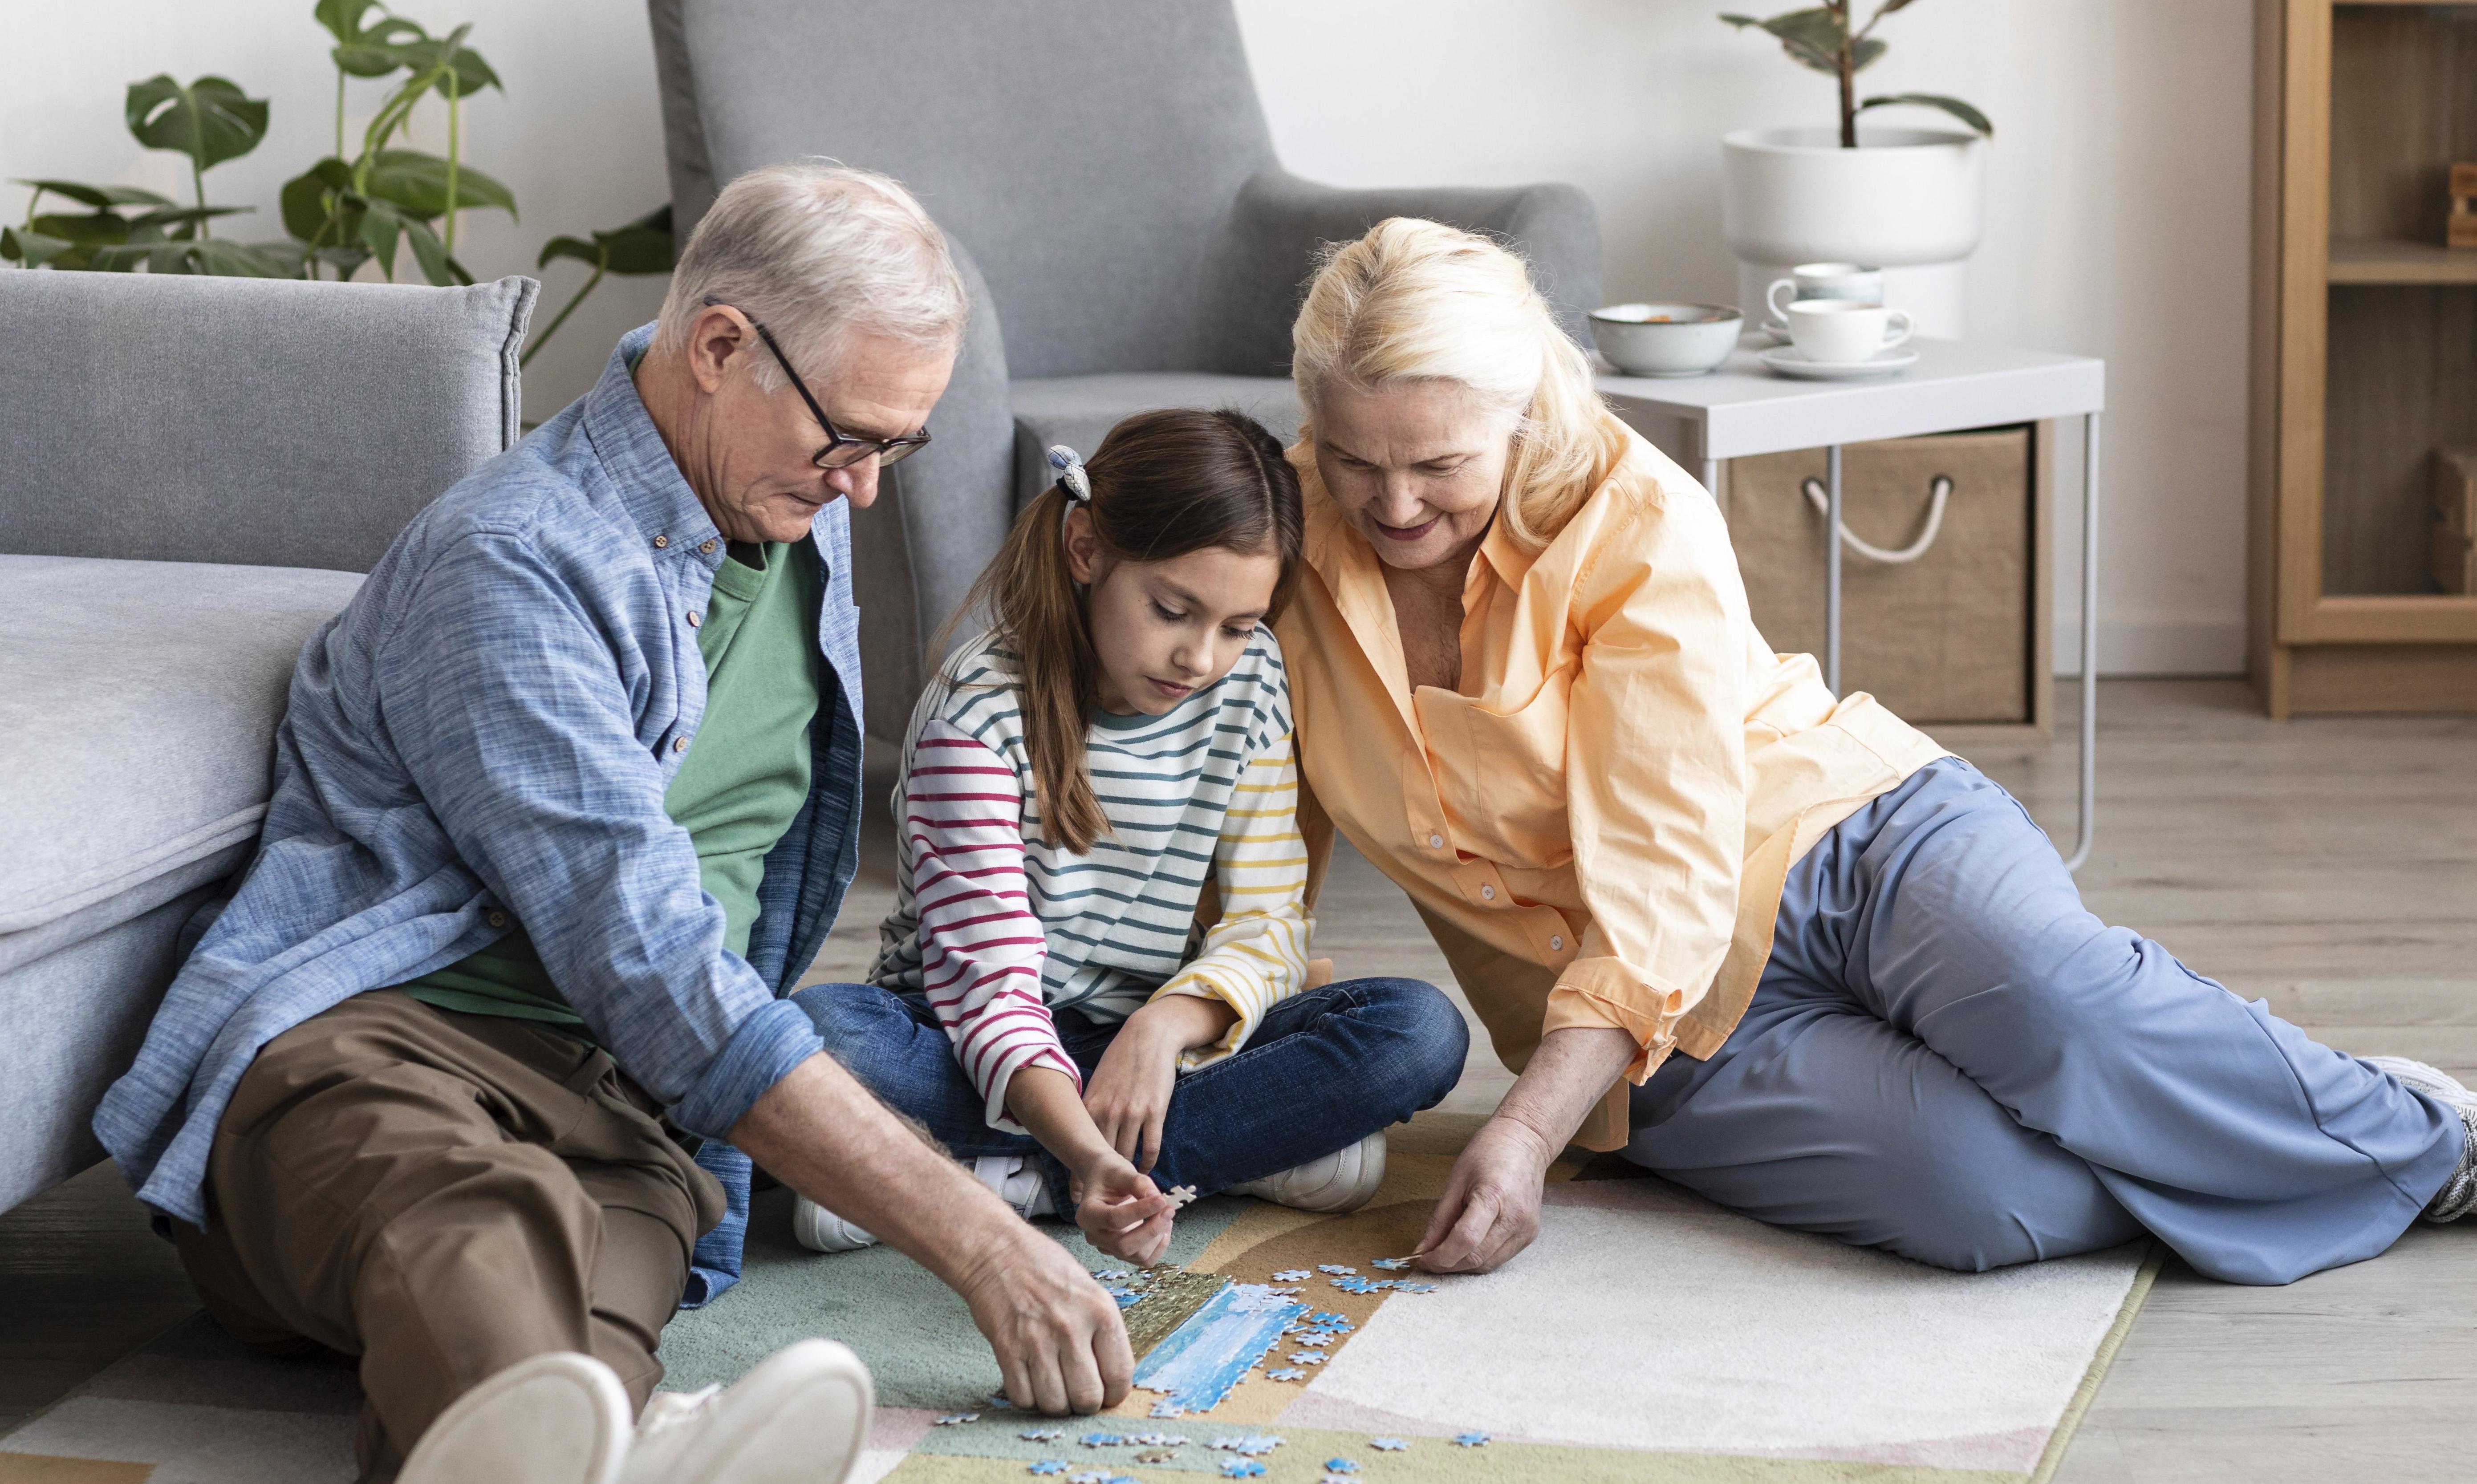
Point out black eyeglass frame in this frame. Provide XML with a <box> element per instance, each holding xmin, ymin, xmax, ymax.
<box><xmin>702</xmin><ymin>296</ymin><xmax>931</xmax><ymax>470</ymax></box>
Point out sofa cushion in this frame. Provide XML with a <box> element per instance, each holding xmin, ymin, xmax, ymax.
<box><xmin>1009</xmin><ymin>372</ymin><xmax>1305</xmax><ymax>508</ymax></box>
<box><xmin>0</xmin><ymin>555</ymin><xmax>363</xmax><ymax>965</ymax></box>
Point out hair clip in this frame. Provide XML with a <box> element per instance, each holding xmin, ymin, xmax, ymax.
<box><xmin>1047</xmin><ymin>444</ymin><xmax>1092</xmax><ymax>504</ymax></box>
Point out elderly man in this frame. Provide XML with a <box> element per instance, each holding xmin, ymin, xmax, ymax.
<box><xmin>94</xmin><ymin>164</ymin><xmax>1137</xmax><ymax>1484</ymax></box>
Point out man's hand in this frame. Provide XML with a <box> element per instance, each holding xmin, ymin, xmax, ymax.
<box><xmin>1413</xmin><ymin>1024</ymin><xmax>1641</xmax><ymax>1276</ymax></box>
<box><xmin>1084</xmin><ymin>993</ymin><xmax>1235</xmax><ymax>1172</ymax></box>
<box><xmin>731</xmin><ymin>1055</ymin><xmax>1135</xmax><ymax>1412</ymax></box>
<box><xmin>956</xmin><ymin>1223</ymin><xmax>1135</xmax><ymax>1414</ymax></box>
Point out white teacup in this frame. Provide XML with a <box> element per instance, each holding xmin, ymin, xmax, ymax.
<box><xmin>1784</xmin><ymin>300</ymin><xmax>1913</xmax><ymax>364</ymax></box>
<box><xmin>1766</xmin><ymin>262</ymin><xmax>1884</xmax><ymax>324</ymax></box>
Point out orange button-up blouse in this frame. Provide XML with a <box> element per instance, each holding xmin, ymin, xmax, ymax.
<box><xmin>1278</xmin><ymin>419</ymin><xmax>1950</xmax><ymax>1151</ymax></box>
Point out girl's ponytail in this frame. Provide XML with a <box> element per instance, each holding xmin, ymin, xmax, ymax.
<box><xmin>948</xmin><ymin>408</ymin><xmax>1303</xmax><ymax>856</ymax></box>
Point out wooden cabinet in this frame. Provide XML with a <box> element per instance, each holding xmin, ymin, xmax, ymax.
<box><xmin>2251</xmin><ymin>0</ymin><xmax>2477</xmax><ymax>714</ymax></box>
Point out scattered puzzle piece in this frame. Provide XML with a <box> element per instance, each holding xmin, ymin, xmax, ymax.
<box><xmin>1150</xmin><ymin>1400</ymin><xmax>1188</xmax><ymax>1418</ymax></box>
<box><xmin>1370</xmin><ymin>1257</ymin><xmax>1414</xmax><ymax>1270</ymax></box>
<box><xmin>1455</xmin><ymin>1431</ymin><xmax>1493</xmax><ymax>1447</ymax></box>
<box><xmin>1329</xmin><ymin>1276</ymin><xmax>1381</xmax><ymax>1294</ymax></box>
<box><xmin>1020</xmin><ymin>1428</ymin><xmax>1064</xmax><ymax>1442</ymax></box>
<box><xmin>1310</xmin><ymin>1320</ymin><xmax>1353</xmax><ymax>1334</ymax></box>
<box><xmin>1271</xmin><ymin>1269</ymin><xmax>1310</xmax><ymax>1281</ymax></box>
<box><xmin>1371</xmin><ymin>1436</ymin><xmax>1410</xmax><ymax>1452</ymax></box>
<box><xmin>1077</xmin><ymin>1431</ymin><xmax>1125</xmax><ymax>1448</ymax></box>
<box><xmin>1265</xmin><ymin>1368</ymin><xmax>1306</xmax><ymax>1381</ymax></box>
<box><xmin>1209</xmin><ymin>1435</ymin><xmax>1283</xmax><ymax>1455</ymax></box>
<box><xmin>1316</xmin><ymin>1264</ymin><xmax>1356</xmax><ymax>1275</ymax></box>
<box><xmin>1219</xmin><ymin>1463</ymin><xmax>1266</xmax><ymax>1480</ymax></box>
<box><xmin>934</xmin><ymin>1413</ymin><xmax>978</xmax><ymax>1425</ymax></box>
<box><xmin>1027</xmin><ymin>1465</ymin><xmax>1067</xmax><ymax>1478</ymax></box>
<box><xmin>1286</xmin><ymin>1351</ymin><xmax>1327</xmax><ymax>1366</ymax></box>
<box><xmin>1135</xmin><ymin>1448</ymin><xmax>1179</xmax><ymax>1464</ymax></box>
<box><xmin>1132</xmin><ymin>1432</ymin><xmax>1187</xmax><ymax>1447</ymax></box>
<box><xmin>1324</xmin><ymin>1460</ymin><xmax>1359</xmax><ymax>1475</ymax></box>
<box><xmin>1392</xmin><ymin>1281</ymin><xmax>1438</xmax><ymax>1293</ymax></box>
<box><xmin>1166</xmin><ymin>1184</ymin><xmax>1200</xmax><ymax>1209</ymax></box>
<box><xmin>987</xmin><ymin>1393</ymin><xmax>1016</xmax><ymax>1409</ymax></box>
<box><xmin>1310</xmin><ymin>1312</ymin><xmax>1348</xmax><ymax>1326</ymax></box>
<box><xmin>1295</xmin><ymin>1332</ymin><xmax>1334</xmax><ymax>1347</ymax></box>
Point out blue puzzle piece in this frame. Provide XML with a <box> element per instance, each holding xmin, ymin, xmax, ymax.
<box><xmin>1455</xmin><ymin>1431</ymin><xmax>1493</xmax><ymax>1447</ymax></box>
<box><xmin>1370</xmin><ymin>1436</ymin><xmax>1410</xmax><ymax>1451</ymax></box>
<box><xmin>1316</xmin><ymin>1264</ymin><xmax>1356</xmax><ymax>1275</ymax></box>
<box><xmin>1266</xmin><ymin>1367</ymin><xmax>1306</xmax><ymax>1381</ymax></box>
<box><xmin>1027</xmin><ymin>1465</ymin><xmax>1068</xmax><ymax>1477</ymax></box>
<box><xmin>1219</xmin><ymin>1463</ymin><xmax>1266</xmax><ymax>1480</ymax></box>
<box><xmin>1323</xmin><ymin>1461</ymin><xmax>1359</xmax><ymax>1475</ymax></box>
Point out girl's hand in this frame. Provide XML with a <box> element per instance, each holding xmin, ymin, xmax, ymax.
<box><xmin>1073</xmin><ymin>1152</ymin><xmax>1175</xmax><ymax>1266</ymax></box>
<box><xmin>1085</xmin><ymin>994</ymin><xmax>1237</xmax><ymax>1172</ymax></box>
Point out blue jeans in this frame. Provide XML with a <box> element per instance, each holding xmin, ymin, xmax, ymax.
<box><xmin>1627</xmin><ymin>757</ymin><xmax>2463</xmax><ymax>1285</ymax></box>
<box><xmin>793</xmin><ymin>977</ymin><xmax>1469</xmax><ymax>1212</ymax></box>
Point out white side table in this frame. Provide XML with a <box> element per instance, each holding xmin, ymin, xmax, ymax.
<box><xmin>1596</xmin><ymin>338</ymin><xmax>2107</xmax><ymax>869</ymax></box>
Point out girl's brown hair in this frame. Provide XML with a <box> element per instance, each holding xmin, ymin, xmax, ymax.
<box><xmin>953</xmin><ymin>407</ymin><xmax>1304</xmax><ymax>854</ymax></box>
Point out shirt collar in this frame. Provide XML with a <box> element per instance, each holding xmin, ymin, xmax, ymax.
<box><xmin>583</xmin><ymin>323</ymin><xmax>725</xmax><ymax>560</ymax></box>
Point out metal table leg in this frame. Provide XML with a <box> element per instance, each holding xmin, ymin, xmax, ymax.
<box><xmin>1824</xmin><ymin>444</ymin><xmax>1843</xmax><ymax>695</ymax></box>
<box><xmin>2063</xmin><ymin>411</ymin><xmax>2101</xmax><ymax>872</ymax></box>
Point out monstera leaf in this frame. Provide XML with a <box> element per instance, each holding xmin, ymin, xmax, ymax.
<box><xmin>364</xmin><ymin>149</ymin><xmax>516</xmax><ymax>221</ymax></box>
<box><xmin>1720</xmin><ymin>8</ymin><xmax>1884</xmax><ymax>75</ymax></box>
<box><xmin>125</xmin><ymin>75</ymin><xmax>269</xmax><ymax>174</ymax></box>
<box><xmin>317</xmin><ymin>0</ymin><xmax>428</xmax><ymax>77</ymax></box>
<box><xmin>537</xmin><ymin>205</ymin><xmax>675</xmax><ymax>276</ymax></box>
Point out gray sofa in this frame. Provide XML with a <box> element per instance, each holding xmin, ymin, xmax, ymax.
<box><xmin>0</xmin><ymin>269</ymin><xmax>536</xmax><ymax>1214</ymax></box>
<box><xmin>646</xmin><ymin>0</ymin><xmax>1602</xmax><ymax>740</ymax></box>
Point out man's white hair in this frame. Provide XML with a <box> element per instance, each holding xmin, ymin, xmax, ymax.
<box><xmin>654</xmin><ymin>160</ymin><xmax>966</xmax><ymax>388</ymax></box>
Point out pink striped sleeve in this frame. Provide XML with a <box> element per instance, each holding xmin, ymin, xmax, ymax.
<box><xmin>905</xmin><ymin>717</ymin><xmax>1080</xmax><ymax>1129</ymax></box>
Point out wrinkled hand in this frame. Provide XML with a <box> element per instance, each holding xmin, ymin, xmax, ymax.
<box><xmin>1084</xmin><ymin>1005</ymin><xmax>1189</xmax><ymax>1172</ymax></box>
<box><xmin>1416</xmin><ymin>1112</ymin><xmax>1553</xmax><ymax>1273</ymax></box>
<box><xmin>958</xmin><ymin>1223</ymin><xmax>1134</xmax><ymax>1415</ymax></box>
<box><xmin>1073</xmin><ymin>1151</ymin><xmax>1175</xmax><ymax>1267</ymax></box>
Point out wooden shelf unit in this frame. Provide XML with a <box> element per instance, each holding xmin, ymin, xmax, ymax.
<box><xmin>2250</xmin><ymin>0</ymin><xmax>2477</xmax><ymax>714</ymax></box>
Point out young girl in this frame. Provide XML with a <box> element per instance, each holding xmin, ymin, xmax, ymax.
<box><xmin>790</xmin><ymin>408</ymin><xmax>1469</xmax><ymax>1265</ymax></box>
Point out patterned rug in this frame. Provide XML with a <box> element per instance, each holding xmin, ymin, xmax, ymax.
<box><xmin>0</xmin><ymin>1111</ymin><xmax>2155</xmax><ymax>1484</ymax></box>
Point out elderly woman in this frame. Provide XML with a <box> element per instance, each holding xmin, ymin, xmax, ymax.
<box><xmin>1275</xmin><ymin>218</ymin><xmax>2477</xmax><ymax>1284</ymax></box>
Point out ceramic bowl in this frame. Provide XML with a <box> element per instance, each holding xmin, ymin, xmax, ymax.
<box><xmin>1588</xmin><ymin>303</ymin><xmax>1744</xmax><ymax>377</ymax></box>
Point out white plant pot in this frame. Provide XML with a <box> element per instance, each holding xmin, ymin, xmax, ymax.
<box><xmin>1720</xmin><ymin>125</ymin><xmax>1986</xmax><ymax>338</ymax></box>
<box><xmin>1720</xmin><ymin>125</ymin><xmax>1986</xmax><ymax>266</ymax></box>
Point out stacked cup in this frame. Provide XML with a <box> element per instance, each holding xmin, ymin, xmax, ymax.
<box><xmin>1766</xmin><ymin>262</ymin><xmax>1911</xmax><ymax>368</ymax></box>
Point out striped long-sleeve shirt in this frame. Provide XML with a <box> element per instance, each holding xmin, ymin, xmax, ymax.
<box><xmin>871</xmin><ymin>627</ymin><xmax>1312</xmax><ymax>1130</ymax></box>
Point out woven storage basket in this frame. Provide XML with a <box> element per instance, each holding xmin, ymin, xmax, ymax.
<box><xmin>1728</xmin><ymin>426</ymin><xmax>2037</xmax><ymax>726</ymax></box>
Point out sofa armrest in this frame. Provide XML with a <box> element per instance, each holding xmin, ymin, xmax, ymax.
<box><xmin>1208</xmin><ymin>169</ymin><xmax>1602</xmax><ymax>377</ymax></box>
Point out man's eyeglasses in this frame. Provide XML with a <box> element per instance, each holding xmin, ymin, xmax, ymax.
<box><xmin>705</xmin><ymin>298</ymin><xmax>931</xmax><ymax>470</ymax></box>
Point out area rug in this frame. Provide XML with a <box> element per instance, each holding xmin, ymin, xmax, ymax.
<box><xmin>0</xmin><ymin>1111</ymin><xmax>2156</xmax><ymax>1484</ymax></box>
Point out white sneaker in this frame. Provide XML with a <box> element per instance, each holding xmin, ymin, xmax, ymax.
<box><xmin>2367</xmin><ymin>1057</ymin><xmax>2477</xmax><ymax>1223</ymax></box>
<box><xmin>972</xmin><ymin>1154</ymin><xmax>1057</xmax><ymax>1219</ymax></box>
<box><xmin>1226</xmin><ymin>1131</ymin><xmax>1386</xmax><ymax>1214</ymax></box>
<box><xmin>399</xmin><ymin>1350</ymin><xmax>630</xmax><ymax>1484</ymax></box>
<box><xmin>792</xmin><ymin>1155</ymin><xmax>1055</xmax><ymax>1252</ymax></box>
<box><xmin>792</xmin><ymin>1195</ymin><xmax>879</xmax><ymax>1253</ymax></box>
<box><xmin>621</xmin><ymin>1338</ymin><xmax>873</xmax><ymax>1484</ymax></box>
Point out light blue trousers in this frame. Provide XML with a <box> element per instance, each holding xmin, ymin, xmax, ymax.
<box><xmin>1625</xmin><ymin>758</ymin><xmax>2461</xmax><ymax>1284</ymax></box>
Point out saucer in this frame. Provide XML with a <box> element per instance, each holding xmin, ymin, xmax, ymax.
<box><xmin>1758</xmin><ymin>345</ymin><xmax>1918</xmax><ymax>380</ymax></box>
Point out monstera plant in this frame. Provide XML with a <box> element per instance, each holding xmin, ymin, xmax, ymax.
<box><xmin>2</xmin><ymin>75</ymin><xmax>297</xmax><ymax>275</ymax></box>
<box><xmin>1721</xmin><ymin>1</ymin><xmax>1993</xmax><ymax>147</ymax></box>
<box><xmin>5</xmin><ymin>0</ymin><xmax>661</xmax><ymax>296</ymax></box>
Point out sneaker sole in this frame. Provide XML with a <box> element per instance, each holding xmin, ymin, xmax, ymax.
<box><xmin>401</xmin><ymin>1352</ymin><xmax>629</xmax><ymax>1484</ymax></box>
<box><xmin>657</xmin><ymin>1339</ymin><xmax>874</xmax><ymax>1484</ymax></box>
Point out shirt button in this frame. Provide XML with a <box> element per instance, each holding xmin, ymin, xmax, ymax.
<box><xmin>686</xmin><ymin>610</ymin><xmax>702</xmax><ymax>627</ymax></box>
<box><xmin>487</xmin><ymin>910</ymin><xmax>506</xmax><ymax>928</ymax></box>
<box><xmin>1550</xmin><ymin>934</ymin><xmax>1564</xmax><ymax>952</ymax></box>
<box><xmin>1427</xmin><ymin>832</ymin><xmax>1444</xmax><ymax>849</ymax></box>
<box><xmin>673</xmin><ymin>735</ymin><xmax>690</xmax><ymax>753</ymax></box>
<box><xmin>700</xmin><ymin>539</ymin><xmax>717</xmax><ymax>555</ymax></box>
<box><xmin>652</xmin><ymin>534</ymin><xmax>669</xmax><ymax>549</ymax></box>
<box><xmin>1480</xmin><ymin>884</ymin><xmax>1496</xmax><ymax>901</ymax></box>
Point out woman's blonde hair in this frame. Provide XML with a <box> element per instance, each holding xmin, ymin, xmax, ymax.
<box><xmin>1290</xmin><ymin>217</ymin><xmax>1622</xmax><ymax>549</ymax></box>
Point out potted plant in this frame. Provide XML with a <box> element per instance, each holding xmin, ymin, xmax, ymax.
<box><xmin>1717</xmin><ymin>3</ymin><xmax>1993</xmax><ymax>290</ymax></box>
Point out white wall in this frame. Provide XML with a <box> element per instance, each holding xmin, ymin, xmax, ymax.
<box><xmin>3</xmin><ymin>0</ymin><xmax>2254</xmax><ymax>674</ymax></box>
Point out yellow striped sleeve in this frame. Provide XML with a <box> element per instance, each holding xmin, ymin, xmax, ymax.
<box><xmin>1152</xmin><ymin>729</ymin><xmax>1314</xmax><ymax>1068</ymax></box>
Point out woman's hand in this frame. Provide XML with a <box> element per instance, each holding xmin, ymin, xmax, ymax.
<box><xmin>1084</xmin><ymin>993</ymin><xmax>1238</xmax><ymax>1172</ymax></box>
<box><xmin>1414</xmin><ymin>1024</ymin><xmax>1642</xmax><ymax>1275</ymax></box>
<box><xmin>1072</xmin><ymin>1150</ymin><xmax>1176</xmax><ymax>1266</ymax></box>
<box><xmin>1416</xmin><ymin>1112</ymin><xmax>1554</xmax><ymax>1272</ymax></box>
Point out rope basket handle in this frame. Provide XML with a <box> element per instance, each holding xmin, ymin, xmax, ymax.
<box><xmin>1798</xmin><ymin>474</ymin><xmax>1953</xmax><ymax>565</ymax></box>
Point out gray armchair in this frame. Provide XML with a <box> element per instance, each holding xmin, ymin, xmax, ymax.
<box><xmin>647</xmin><ymin>0</ymin><xmax>1601</xmax><ymax>740</ymax></box>
<box><xmin>0</xmin><ymin>269</ymin><xmax>535</xmax><ymax>1212</ymax></box>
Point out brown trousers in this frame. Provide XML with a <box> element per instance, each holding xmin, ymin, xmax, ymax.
<box><xmin>173</xmin><ymin>990</ymin><xmax>726</xmax><ymax>1481</ymax></box>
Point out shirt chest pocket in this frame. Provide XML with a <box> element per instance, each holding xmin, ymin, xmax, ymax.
<box><xmin>1414</xmin><ymin>665</ymin><xmax>1574</xmax><ymax>871</ymax></box>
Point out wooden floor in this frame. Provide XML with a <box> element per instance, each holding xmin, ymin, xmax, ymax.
<box><xmin>5</xmin><ymin>679</ymin><xmax>2473</xmax><ymax>1479</ymax></box>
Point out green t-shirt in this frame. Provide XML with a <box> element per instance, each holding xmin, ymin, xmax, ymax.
<box><xmin>401</xmin><ymin>540</ymin><xmax>823</xmax><ymax>1041</ymax></box>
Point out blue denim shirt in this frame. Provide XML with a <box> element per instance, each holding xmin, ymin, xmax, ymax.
<box><xmin>95</xmin><ymin>326</ymin><xmax>862</xmax><ymax>1300</ymax></box>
